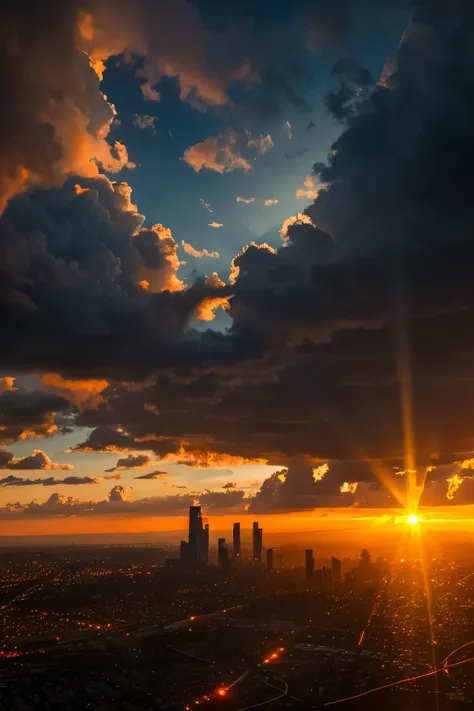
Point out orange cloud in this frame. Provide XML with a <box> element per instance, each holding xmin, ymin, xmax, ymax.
<box><xmin>7</xmin><ymin>449</ymin><xmax>73</xmax><ymax>471</ymax></box>
<box><xmin>182</xmin><ymin>241</ymin><xmax>220</xmax><ymax>258</ymax></box>
<box><xmin>195</xmin><ymin>296</ymin><xmax>231</xmax><ymax>322</ymax></box>
<box><xmin>208</xmin><ymin>222</ymin><xmax>223</xmax><ymax>229</ymax></box>
<box><xmin>40</xmin><ymin>373</ymin><xmax>109</xmax><ymax>410</ymax></box>
<box><xmin>264</xmin><ymin>199</ymin><xmax>279</xmax><ymax>206</ymax></box>
<box><xmin>161</xmin><ymin>444</ymin><xmax>267</xmax><ymax>468</ymax></box>
<box><xmin>135</xmin><ymin>224</ymin><xmax>184</xmax><ymax>293</ymax></box>
<box><xmin>76</xmin><ymin>3</ymin><xmax>254</xmax><ymax>111</ymax></box>
<box><xmin>280</xmin><ymin>213</ymin><xmax>314</xmax><ymax>240</ymax></box>
<box><xmin>205</xmin><ymin>273</ymin><xmax>225</xmax><ymax>288</ymax></box>
<box><xmin>236</xmin><ymin>197</ymin><xmax>255</xmax><ymax>204</ymax></box>
<box><xmin>0</xmin><ymin>377</ymin><xmax>17</xmax><ymax>394</ymax></box>
<box><xmin>296</xmin><ymin>175</ymin><xmax>320</xmax><ymax>200</ymax></box>
<box><xmin>340</xmin><ymin>481</ymin><xmax>359</xmax><ymax>494</ymax></box>
<box><xmin>447</xmin><ymin>473</ymin><xmax>464</xmax><ymax>500</ymax></box>
<box><xmin>183</xmin><ymin>131</ymin><xmax>273</xmax><ymax>173</ymax></box>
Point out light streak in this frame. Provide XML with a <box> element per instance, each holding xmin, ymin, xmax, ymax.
<box><xmin>324</xmin><ymin>655</ymin><xmax>474</xmax><ymax>706</ymax></box>
<box><xmin>441</xmin><ymin>640</ymin><xmax>474</xmax><ymax>667</ymax></box>
<box><xmin>228</xmin><ymin>671</ymin><xmax>249</xmax><ymax>689</ymax></box>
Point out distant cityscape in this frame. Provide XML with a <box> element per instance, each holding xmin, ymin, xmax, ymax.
<box><xmin>176</xmin><ymin>505</ymin><xmax>372</xmax><ymax>588</ymax></box>
<box><xmin>2</xmin><ymin>516</ymin><xmax>474</xmax><ymax>709</ymax></box>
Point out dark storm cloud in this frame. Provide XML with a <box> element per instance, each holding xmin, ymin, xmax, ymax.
<box><xmin>0</xmin><ymin>176</ymin><xmax>227</xmax><ymax>378</ymax></box>
<box><xmin>51</xmin><ymin>1</ymin><xmax>474</xmax><ymax>490</ymax></box>
<box><xmin>0</xmin><ymin>389</ymin><xmax>70</xmax><ymax>443</ymax></box>
<box><xmin>3</xmin><ymin>0</ymin><xmax>474</xmax><ymax>512</ymax></box>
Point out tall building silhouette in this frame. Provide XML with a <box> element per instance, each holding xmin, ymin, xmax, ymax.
<box><xmin>233</xmin><ymin>522</ymin><xmax>241</xmax><ymax>560</ymax></box>
<box><xmin>305</xmin><ymin>549</ymin><xmax>314</xmax><ymax>584</ymax></box>
<box><xmin>188</xmin><ymin>505</ymin><xmax>202</xmax><ymax>564</ymax></box>
<box><xmin>218</xmin><ymin>538</ymin><xmax>229</xmax><ymax>570</ymax></box>
<box><xmin>252</xmin><ymin>521</ymin><xmax>263</xmax><ymax>561</ymax></box>
<box><xmin>266</xmin><ymin>548</ymin><xmax>275</xmax><ymax>571</ymax></box>
<box><xmin>181</xmin><ymin>506</ymin><xmax>209</xmax><ymax>567</ymax></box>
<box><xmin>332</xmin><ymin>556</ymin><xmax>342</xmax><ymax>582</ymax></box>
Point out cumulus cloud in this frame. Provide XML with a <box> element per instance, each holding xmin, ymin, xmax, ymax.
<box><xmin>3</xmin><ymin>449</ymin><xmax>73</xmax><ymax>471</ymax></box>
<box><xmin>0</xmin><ymin>2</ymin><xmax>134</xmax><ymax>213</ymax></box>
<box><xmin>236</xmin><ymin>197</ymin><xmax>255</xmax><ymax>204</ymax></box>
<box><xmin>264</xmin><ymin>199</ymin><xmax>279</xmax><ymax>207</ymax></box>
<box><xmin>296</xmin><ymin>175</ymin><xmax>320</xmax><ymax>200</ymax></box>
<box><xmin>284</xmin><ymin>120</ymin><xmax>293</xmax><ymax>140</ymax></box>
<box><xmin>182</xmin><ymin>241</ymin><xmax>220</xmax><ymax>258</ymax></box>
<box><xmin>182</xmin><ymin>130</ymin><xmax>273</xmax><ymax>173</ymax></box>
<box><xmin>208</xmin><ymin>222</ymin><xmax>224</xmax><ymax>229</ymax></box>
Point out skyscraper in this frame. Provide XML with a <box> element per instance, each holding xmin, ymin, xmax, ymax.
<box><xmin>188</xmin><ymin>505</ymin><xmax>202</xmax><ymax>565</ymax></box>
<box><xmin>252</xmin><ymin>521</ymin><xmax>263</xmax><ymax>561</ymax></box>
<box><xmin>332</xmin><ymin>556</ymin><xmax>342</xmax><ymax>582</ymax></box>
<box><xmin>218</xmin><ymin>538</ymin><xmax>229</xmax><ymax>570</ymax></box>
<box><xmin>305</xmin><ymin>549</ymin><xmax>314</xmax><ymax>584</ymax></box>
<box><xmin>181</xmin><ymin>506</ymin><xmax>209</xmax><ymax>568</ymax></box>
<box><xmin>233</xmin><ymin>522</ymin><xmax>241</xmax><ymax>560</ymax></box>
<box><xmin>266</xmin><ymin>547</ymin><xmax>275</xmax><ymax>571</ymax></box>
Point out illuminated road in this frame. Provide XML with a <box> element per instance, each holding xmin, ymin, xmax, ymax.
<box><xmin>324</xmin><ymin>655</ymin><xmax>474</xmax><ymax>706</ymax></box>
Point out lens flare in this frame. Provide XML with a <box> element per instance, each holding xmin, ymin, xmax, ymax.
<box><xmin>407</xmin><ymin>514</ymin><xmax>418</xmax><ymax>525</ymax></box>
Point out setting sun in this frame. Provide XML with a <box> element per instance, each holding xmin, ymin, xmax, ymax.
<box><xmin>407</xmin><ymin>514</ymin><xmax>419</xmax><ymax>525</ymax></box>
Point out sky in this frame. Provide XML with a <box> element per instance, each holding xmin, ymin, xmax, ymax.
<box><xmin>2</xmin><ymin>0</ymin><xmax>474</xmax><ymax>539</ymax></box>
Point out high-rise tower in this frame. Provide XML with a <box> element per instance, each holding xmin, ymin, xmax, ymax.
<box><xmin>332</xmin><ymin>556</ymin><xmax>342</xmax><ymax>582</ymax></box>
<box><xmin>252</xmin><ymin>521</ymin><xmax>263</xmax><ymax>561</ymax></box>
<box><xmin>188</xmin><ymin>505</ymin><xmax>202</xmax><ymax>564</ymax></box>
<box><xmin>305</xmin><ymin>549</ymin><xmax>314</xmax><ymax>584</ymax></box>
<box><xmin>233</xmin><ymin>522</ymin><xmax>241</xmax><ymax>560</ymax></box>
